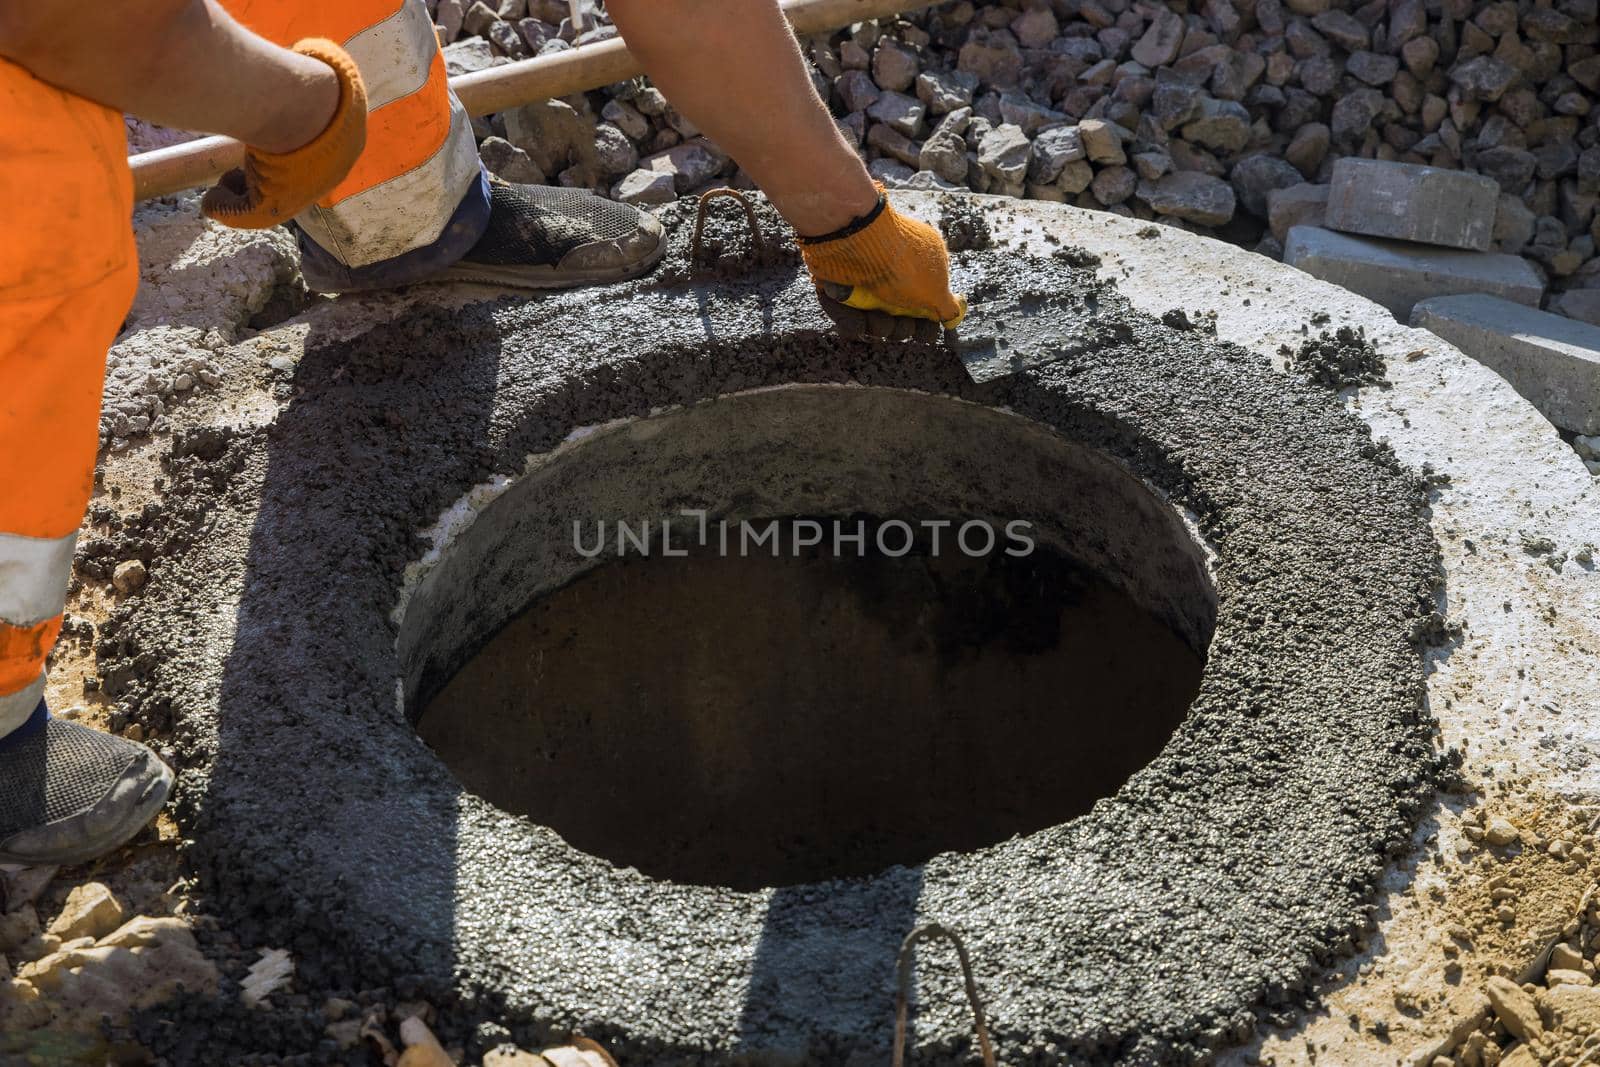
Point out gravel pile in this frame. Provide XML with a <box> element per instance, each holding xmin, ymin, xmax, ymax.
<box><xmin>431</xmin><ymin>0</ymin><xmax>1600</xmax><ymax>324</ymax></box>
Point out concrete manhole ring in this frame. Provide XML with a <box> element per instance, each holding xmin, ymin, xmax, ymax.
<box><xmin>119</xmin><ymin>196</ymin><xmax>1450</xmax><ymax>1065</ymax></box>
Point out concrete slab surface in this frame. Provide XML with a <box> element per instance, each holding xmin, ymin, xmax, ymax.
<box><xmin>1284</xmin><ymin>224</ymin><xmax>1544</xmax><ymax>318</ymax></box>
<box><xmin>1412</xmin><ymin>293</ymin><xmax>1600</xmax><ymax>434</ymax></box>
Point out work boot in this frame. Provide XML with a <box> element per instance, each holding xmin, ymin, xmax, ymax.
<box><xmin>0</xmin><ymin>701</ymin><xmax>173</xmax><ymax>867</ymax></box>
<box><xmin>429</xmin><ymin>179</ymin><xmax>666</xmax><ymax>289</ymax></box>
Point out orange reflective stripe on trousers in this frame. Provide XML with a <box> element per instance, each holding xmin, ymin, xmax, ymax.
<box><xmin>0</xmin><ymin>58</ymin><xmax>137</xmax><ymax>734</ymax></box>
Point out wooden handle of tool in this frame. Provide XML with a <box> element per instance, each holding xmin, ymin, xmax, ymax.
<box><xmin>130</xmin><ymin>0</ymin><xmax>940</xmax><ymax>201</ymax></box>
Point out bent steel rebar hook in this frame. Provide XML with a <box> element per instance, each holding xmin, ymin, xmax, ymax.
<box><xmin>892</xmin><ymin>923</ymin><xmax>997</xmax><ymax>1067</ymax></box>
<box><xmin>690</xmin><ymin>187</ymin><xmax>767</xmax><ymax>268</ymax></box>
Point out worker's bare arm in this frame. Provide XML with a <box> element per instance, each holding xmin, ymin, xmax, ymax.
<box><xmin>0</xmin><ymin>0</ymin><xmax>335</xmax><ymax>153</ymax></box>
<box><xmin>606</xmin><ymin>0</ymin><xmax>879</xmax><ymax>237</ymax></box>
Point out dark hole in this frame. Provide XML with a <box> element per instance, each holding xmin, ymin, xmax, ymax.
<box><xmin>418</xmin><ymin>517</ymin><xmax>1204</xmax><ymax>890</ymax></box>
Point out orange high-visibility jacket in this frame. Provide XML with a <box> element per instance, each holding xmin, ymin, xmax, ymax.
<box><xmin>0</xmin><ymin>0</ymin><xmax>474</xmax><ymax>732</ymax></box>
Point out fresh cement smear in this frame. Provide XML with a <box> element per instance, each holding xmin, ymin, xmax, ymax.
<box><xmin>108</xmin><ymin>196</ymin><xmax>1446</xmax><ymax>1065</ymax></box>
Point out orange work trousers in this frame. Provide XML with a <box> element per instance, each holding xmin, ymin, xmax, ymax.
<box><xmin>0</xmin><ymin>0</ymin><xmax>469</xmax><ymax>734</ymax></box>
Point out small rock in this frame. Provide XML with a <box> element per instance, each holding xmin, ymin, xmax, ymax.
<box><xmin>477</xmin><ymin>136</ymin><xmax>545</xmax><ymax>185</ymax></box>
<box><xmin>1028</xmin><ymin>125</ymin><xmax>1086</xmax><ymax>183</ymax></box>
<box><xmin>998</xmin><ymin>93</ymin><xmax>1065</xmax><ymax>134</ymax></box>
<box><xmin>872</xmin><ymin>40</ymin><xmax>920</xmax><ymax>93</ymax></box>
<box><xmin>957</xmin><ymin>27</ymin><xmax>1024</xmax><ymax>89</ymax></box>
<box><xmin>1476</xmin><ymin>146</ymin><xmax>1537</xmax><ymax>191</ymax></box>
<box><xmin>1552</xmin><ymin>288</ymin><xmax>1600</xmax><ymax>326</ymax></box>
<box><xmin>501</xmin><ymin>97</ymin><xmax>599</xmax><ymax>179</ymax></box>
<box><xmin>113</xmin><ymin>559</ymin><xmax>149</xmax><ymax>594</ymax></box>
<box><xmin>1286</xmin><ymin>123</ymin><xmax>1331</xmax><ymax>177</ymax></box>
<box><xmin>483</xmin><ymin>1049</ymin><xmax>550</xmax><ymax>1066</ymax></box>
<box><xmin>643</xmin><ymin>139</ymin><xmax>729</xmax><ymax>193</ymax></box>
<box><xmin>1348</xmin><ymin>50</ymin><xmax>1400</xmax><ymax>86</ymax></box>
<box><xmin>1539</xmin><ymin>982</ymin><xmax>1600</xmax><ymax>1034</ymax></box>
<box><xmin>1484</xmin><ymin>816</ymin><xmax>1521</xmax><ymax>846</ymax></box>
<box><xmin>915</xmin><ymin>69</ymin><xmax>979</xmax><ymax>114</ymax></box>
<box><xmin>1057</xmin><ymin>159</ymin><xmax>1096</xmax><ymax>194</ymax></box>
<box><xmin>46</xmin><ymin>883</ymin><xmax>124</xmax><ymax>943</ymax></box>
<box><xmin>515</xmin><ymin>17</ymin><xmax>552</xmax><ymax>53</ymax></box>
<box><xmin>323</xmin><ymin>996</ymin><xmax>358</xmax><ymax>1021</ymax></box>
<box><xmin>1451</xmin><ymin>55</ymin><xmax>1520</xmax><ymax>102</ymax></box>
<box><xmin>867</xmin><ymin>91</ymin><xmax>925</xmax><ymax>137</ymax></box>
<box><xmin>1402</xmin><ymin>36</ymin><xmax>1439</xmax><ymax>78</ymax></box>
<box><xmin>23</xmin><ymin>916</ymin><xmax>219</xmax><ymax>1030</ymax></box>
<box><xmin>1133</xmin><ymin>150</ymin><xmax>1173</xmax><ymax>180</ymax></box>
<box><xmin>611</xmin><ymin>168</ymin><xmax>676</xmax><ymax>206</ymax></box>
<box><xmin>1092</xmin><ymin>164</ymin><xmax>1137</xmax><ymax>205</ymax></box>
<box><xmin>435</xmin><ymin>0</ymin><xmax>465</xmax><ymax>42</ymax></box>
<box><xmin>1313</xmin><ymin>9</ymin><xmax>1369</xmax><ymax>50</ymax></box>
<box><xmin>240</xmin><ymin>947</ymin><xmax>294</xmax><ymax>1008</ymax></box>
<box><xmin>977</xmin><ymin>122</ymin><xmax>1032</xmax><ymax>184</ymax></box>
<box><xmin>326</xmin><ymin>1018</ymin><xmax>364</xmax><ymax>1050</ymax></box>
<box><xmin>1231</xmin><ymin>154</ymin><xmax>1305</xmax><ymax>218</ymax></box>
<box><xmin>633</xmin><ymin>88</ymin><xmax>669</xmax><ymax>116</ymax></box>
<box><xmin>920</xmin><ymin>129</ymin><xmax>969</xmax><ymax>184</ymax></box>
<box><xmin>866</xmin><ymin>123</ymin><xmax>921</xmax><ymax>167</ymax></box>
<box><xmin>1140</xmin><ymin>171</ymin><xmax>1238</xmax><ymax>225</ymax></box>
<box><xmin>487</xmin><ymin>20</ymin><xmax>528</xmax><ymax>57</ymax></box>
<box><xmin>1182</xmin><ymin>97</ymin><xmax>1252</xmax><ymax>153</ymax></box>
<box><xmin>1078</xmin><ymin>118</ymin><xmax>1127</xmax><ymax>164</ymax></box>
<box><xmin>1486</xmin><ymin>975</ymin><xmax>1543</xmax><ymax>1040</ymax></box>
<box><xmin>1546</xmin><ymin>968</ymin><xmax>1594</xmax><ymax>987</ymax></box>
<box><xmin>1495</xmin><ymin>194</ymin><xmax>1537</xmax><ymax>251</ymax></box>
<box><xmin>1152</xmin><ymin>79</ymin><xmax>1203</xmax><ymax>129</ymax></box>
<box><xmin>442</xmin><ymin>37</ymin><xmax>496</xmax><ymax>75</ymax></box>
<box><xmin>1330</xmin><ymin>88</ymin><xmax>1386</xmax><ymax>142</ymax></box>
<box><xmin>461</xmin><ymin>0</ymin><xmax>498</xmax><ymax>36</ymax></box>
<box><xmin>1011</xmin><ymin>5</ymin><xmax>1059</xmax><ymax>49</ymax></box>
<box><xmin>601</xmin><ymin>100</ymin><xmax>648</xmax><ymax>142</ymax></box>
<box><xmin>1132</xmin><ymin>8</ymin><xmax>1186</xmax><ymax>68</ymax></box>
<box><xmin>836</xmin><ymin>69</ymin><xmax>881</xmax><ymax>114</ymax></box>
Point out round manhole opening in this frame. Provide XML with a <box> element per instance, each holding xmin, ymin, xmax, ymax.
<box><xmin>398</xmin><ymin>386</ymin><xmax>1217</xmax><ymax>891</ymax></box>
<box><xmin>419</xmin><ymin>519</ymin><xmax>1204</xmax><ymax>889</ymax></box>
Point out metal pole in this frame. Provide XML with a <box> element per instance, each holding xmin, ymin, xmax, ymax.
<box><xmin>129</xmin><ymin>0</ymin><xmax>940</xmax><ymax>201</ymax></box>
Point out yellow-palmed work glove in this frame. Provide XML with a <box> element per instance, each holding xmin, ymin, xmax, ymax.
<box><xmin>797</xmin><ymin>184</ymin><xmax>968</xmax><ymax>343</ymax></box>
<box><xmin>202</xmin><ymin>38</ymin><xmax>368</xmax><ymax>229</ymax></box>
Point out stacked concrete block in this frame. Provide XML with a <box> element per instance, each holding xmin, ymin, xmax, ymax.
<box><xmin>1410</xmin><ymin>295</ymin><xmax>1600</xmax><ymax>436</ymax></box>
<box><xmin>1284</xmin><ymin>160</ymin><xmax>1546</xmax><ymax>319</ymax></box>
<box><xmin>1284</xmin><ymin>227</ymin><xmax>1544</xmax><ymax>319</ymax></box>
<box><xmin>1324</xmin><ymin>160</ymin><xmax>1499</xmax><ymax>252</ymax></box>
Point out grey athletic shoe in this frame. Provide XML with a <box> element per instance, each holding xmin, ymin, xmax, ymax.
<box><xmin>431</xmin><ymin>179</ymin><xmax>666</xmax><ymax>289</ymax></box>
<box><xmin>0</xmin><ymin>703</ymin><xmax>173</xmax><ymax>867</ymax></box>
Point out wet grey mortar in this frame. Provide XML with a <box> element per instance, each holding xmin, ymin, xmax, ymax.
<box><xmin>105</xmin><ymin>196</ymin><xmax>1445</xmax><ymax>1065</ymax></box>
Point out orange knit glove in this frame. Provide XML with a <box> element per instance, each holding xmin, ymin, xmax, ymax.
<box><xmin>798</xmin><ymin>185</ymin><xmax>968</xmax><ymax>342</ymax></box>
<box><xmin>202</xmin><ymin>39</ymin><xmax>368</xmax><ymax>229</ymax></box>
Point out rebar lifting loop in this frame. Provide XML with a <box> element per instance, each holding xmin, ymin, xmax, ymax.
<box><xmin>690</xmin><ymin>187</ymin><xmax>767</xmax><ymax>265</ymax></box>
<box><xmin>892</xmin><ymin>923</ymin><xmax>997</xmax><ymax>1067</ymax></box>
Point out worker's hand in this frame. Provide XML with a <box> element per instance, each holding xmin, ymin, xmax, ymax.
<box><xmin>798</xmin><ymin>185</ymin><xmax>967</xmax><ymax>343</ymax></box>
<box><xmin>202</xmin><ymin>38</ymin><xmax>367</xmax><ymax>230</ymax></box>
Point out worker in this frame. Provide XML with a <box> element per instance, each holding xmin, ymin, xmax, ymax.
<box><xmin>0</xmin><ymin>0</ymin><xmax>965</xmax><ymax>866</ymax></box>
